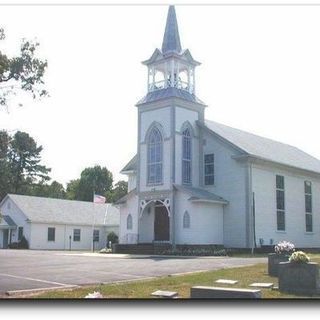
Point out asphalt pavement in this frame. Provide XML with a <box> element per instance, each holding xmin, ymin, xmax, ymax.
<box><xmin>0</xmin><ymin>249</ymin><xmax>266</xmax><ymax>295</ymax></box>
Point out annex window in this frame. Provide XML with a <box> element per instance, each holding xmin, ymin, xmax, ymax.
<box><xmin>127</xmin><ymin>214</ymin><xmax>133</xmax><ymax>230</ymax></box>
<box><xmin>18</xmin><ymin>227</ymin><xmax>23</xmax><ymax>241</ymax></box>
<box><xmin>276</xmin><ymin>175</ymin><xmax>285</xmax><ymax>231</ymax></box>
<box><xmin>305</xmin><ymin>181</ymin><xmax>313</xmax><ymax>232</ymax></box>
<box><xmin>182</xmin><ymin>128</ymin><xmax>192</xmax><ymax>184</ymax></box>
<box><xmin>147</xmin><ymin>127</ymin><xmax>163</xmax><ymax>185</ymax></box>
<box><xmin>183</xmin><ymin>211</ymin><xmax>190</xmax><ymax>229</ymax></box>
<box><xmin>93</xmin><ymin>229</ymin><xmax>100</xmax><ymax>242</ymax></box>
<box><xmin>73</xmin><ymin>229</ymin><xmax>81</xmax><ymax>242</ymax></box>
<box><xmin>204</xmin><ymin>154</ymin><xmax>214</xmax><ymax>185</ymax></box>
<box><xmin>48</xmin><ymin>227</ymin><xmax>55</xmax><ymax>242</ymax></box>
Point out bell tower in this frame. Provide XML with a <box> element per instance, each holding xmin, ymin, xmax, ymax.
<box><xmin>119</xmin><ymin>5</ymin><xmax>208</xmax><ymax>246</ymax></box>
<box><xmin>142</xmin><ymin>5</ymin><xmax>200</xmax><ymax>95</ymax></box>
<box><xmin>136</xmin><ymin>5</ymin><xmax>206</xmax><ymax>197</ymax></box>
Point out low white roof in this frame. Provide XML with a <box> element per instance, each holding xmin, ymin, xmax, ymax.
<box><xmin>203</xmin><ymin>120</ymin><xmax>320</xmax><ymax>174</ymax></box>
<box><xmin>4</xmin><ymin>194</ymin><xmax>119</xmax><ymax>226</ymax></box>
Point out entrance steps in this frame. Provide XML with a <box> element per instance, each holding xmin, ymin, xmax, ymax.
<box><xmin>113</xmin><ymin>243</ymin><xmax>172</xmax><ymax>255</ymax></box>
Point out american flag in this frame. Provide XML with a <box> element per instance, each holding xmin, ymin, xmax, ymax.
<box><xmin>93</xmin><ymin>194</ymin><xmax>106</xmax><ymax>204</ymax></box>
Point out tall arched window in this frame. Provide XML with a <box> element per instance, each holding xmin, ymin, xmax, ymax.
<box><xmin>183</xmin><ymin>211</ymin><xmax>190</xmax><ymax>229</ymax></box>
<box><xmin>182</xmin><ymin>127</ymin><xmax>192</xmax><ymax>184</ymax></box>
<box><xmin>127</xmin><ymin>214</ymin><xmax>133</xmax><ymax>230</ymax></box>
<box><xmin>147</xmin><ymin>127</ymin><xmax>163</xmax><ymax>184</ymax></box>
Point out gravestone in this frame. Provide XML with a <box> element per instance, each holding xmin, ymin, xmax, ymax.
<box><xmin>151</xmin><ymin>290</ymin><xmax>178</xmax><ymax>298</ymax></box>
<box><xmin>190</xmin><ymin>286</ymin><xmax>261</xmax><ymax>299</ymax></box>
<box><xmin>249</xmin><ymin>283</ymin><xmax>274</xmax><ymax>288</ymax></box>
<box><xmin>278</xmin><ymin>262</ymin><xmax>320</xmax><ymax>295</ymax></box>
<box><xmin>215</xmin><ymin>279</ymin><xmax>238</xmax><ymax>285</ymax></box>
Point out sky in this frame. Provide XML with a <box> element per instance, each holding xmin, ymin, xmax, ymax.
<box><xmin>1</xmin><ymin>2</ymin><xmax>320</xmax><ymax>187</ymax></box>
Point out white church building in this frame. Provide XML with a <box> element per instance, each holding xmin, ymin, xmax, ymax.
<box><xmin>116</xmin><ymin>6</ymin><xmax>320</xmax><ymax>250</ymax></box>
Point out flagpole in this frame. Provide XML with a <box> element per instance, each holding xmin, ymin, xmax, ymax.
<box><xmin>92</xmin><ymin>190</ymin><xmax>95</xmax><ymax>252</ymax></box>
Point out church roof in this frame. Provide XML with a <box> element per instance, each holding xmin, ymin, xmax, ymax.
<box><xmin>142</xmin><ymin>6</ymin><xmax>200</xmax><ymax>66</ymax></box>
<box><xmin>119</xmin><ymin>119</ymin><xmax>320</xmax><ymax>177</ymax></box>
<box><xmin>2</xmin><ymin>194</ymin><xmax>120</xmax><ymax>226</ymax></box>
<box><xmin>174</xmin><ymin>184</ymin><xmax>228</xmax><ymax>204</ymax></box>
<box><xmin>114</xmin><ymin>188</ymin><xmax>137</xmax><ymax>205</ymax></box>
<box><xmin>202</xmin><ymin>119</ymin><xmax>320</xmax><ymax>174</ymax></box>
<box><xmin>162</xmin><ymin>5</ymin><xmax>182</xmax><ymax>54</ymax></box>
<box><xmin>120</xmin><ymin>155</ymin><xmax>137</xmax><ymax>173</ymax></box>
<box><xmin>136</xmin><ymin>87</ymin><xmax>206</xmax><ymax>106</ymax></box>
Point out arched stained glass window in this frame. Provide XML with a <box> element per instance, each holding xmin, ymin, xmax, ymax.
<box><xmin>183</xmin><ymin>211</ymin><xmax>190</xmax><ymax>228</ymax></box>
<box><xmin>127</xmin><ymin>214</ymin><xmax>133</xmax><ymax>230</ymax></box>
<box><xmin>147</xmin><ymin>127</ymin><xmax>163</xmax><ymax>184</ymax></box>
<box><xmin>182</xmin><ymin>127</ymin><xmax>192</xmax><ymax>184</ymax></box>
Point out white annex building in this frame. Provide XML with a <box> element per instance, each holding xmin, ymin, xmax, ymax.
<box><xmin>0</xmin><ymin>194</ymin><xmax>119</xmax><ymax>250</ymax></box>
<box><xmin>116</xmin><ymin>6</ymin><xmax>320</xmax><ymax>250</ymax></box>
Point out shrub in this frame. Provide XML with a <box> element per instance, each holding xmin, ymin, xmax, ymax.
<box><xmin>8</xmin><ymin>242</ymin><xmax>18</xmax><ymax>249</ymax></box>
<box><xmin>8</xmin><ymin>236</ymin><xmax>29</xmax><ymax>249</ymax></box>
<box><xmin>19</xmin><ymin>236</ymin><xmax>29</xmax><ymax>249</ymax></box>
<box><xmin>107</xmin><ymin>232</ymin><xmax>118</xmax><ymax>245</ymax></box>
<box><xmin>156</xmin><ymin>247</ymin><xmax>227</xmax><ymax>257</ymax></box>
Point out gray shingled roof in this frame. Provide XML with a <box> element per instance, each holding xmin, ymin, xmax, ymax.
<box><xmin>114</xmin><ymin>188</ymin><xmax>137</xmax><ymax>205</ymax></box>
<box><xmin>136</xmin><ymin>87</ymin><xmax>206</xmax><ymax>106</ymax></box>
<box><xmin>174</xmin><ymin>184</ymin><xmax>228</xmax><ymax>204</ymax></box>
<box><xmin>162</xmin><ymin>5</ymin><xmax>182</xmax><ymax>54</ymax></box>
<box><xmin>203</xmin><ymin>119</ymin><xmax>320</xmax><ymax>174</ymax></box>
<box><xmin>7</xmin><ymin>194</ymin><xmax>119</xmax><ymax>226</ymax></box>
<box><xmin>121</xmin><ymin>155</ymin><xmax>137</xmax><ymax>173</ymax></box>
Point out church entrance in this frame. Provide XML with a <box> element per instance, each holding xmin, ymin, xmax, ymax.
<box><xmin>154</xmin><ymin>204</ymin><xmax>170</xmax><ymax>241</ymax></box>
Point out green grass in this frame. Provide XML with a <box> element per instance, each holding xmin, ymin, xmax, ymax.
<box><xmin>25</xmin><ymin>253</ymin><xmax>320</xmax><ymax>300</ymax></box>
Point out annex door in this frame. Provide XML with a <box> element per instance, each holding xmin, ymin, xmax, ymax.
<box><xmin>154</xmin><ymin>205</ymin><xmax>169</xmax><ymax>241</ymax></box>
<box><xmin>2</xmin><ymin>229</ymin><xmax>8</xmax><ymax>249</ymax></box>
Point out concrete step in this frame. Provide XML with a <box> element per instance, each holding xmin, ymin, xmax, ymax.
<box><xmin>113</xmin><ymin>243</ymin><xmax>172</xmax><ymax>255</ymax></box>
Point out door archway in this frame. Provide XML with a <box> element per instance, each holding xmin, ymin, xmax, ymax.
<box><xmin>153</xmin><ymin>201</ymin><xmax>170</xmax><ymax>241</ymax></box>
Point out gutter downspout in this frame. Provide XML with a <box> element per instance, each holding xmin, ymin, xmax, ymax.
<box><xmin>248</xmin><ymin>162</ymin><xmax>256</xmax><ymax>255</ymax></box>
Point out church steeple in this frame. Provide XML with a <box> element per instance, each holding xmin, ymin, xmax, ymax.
<box><xmin>162</xmin><ymin>5</ymin><xmax>182</xmax><ymax>54</ymax></box>
<box><xmin>140</xmin><ymin>5</ymin><xmax>202</xmax><ymax>101</ymax></box>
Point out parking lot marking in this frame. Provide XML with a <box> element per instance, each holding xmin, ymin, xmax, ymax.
<box><xmin>0</xmin><ymin>272</ymin><xmax>72</xmax><ymax>287</ymax></box>
<box><xmin>6</xmin><ymin>285</ymin><xmax>79</xmax><ymax>296</ymax></box>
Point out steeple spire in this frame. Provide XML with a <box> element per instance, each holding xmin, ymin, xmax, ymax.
<box><xmin>161</xmin><ymin>5</ymin><xmax>182</xmax><ymax>54</ymax></box>
<box><xmin>141</xmin><ymin>5</ymin><xmax>202</xmax><ymax>100</ymax></box>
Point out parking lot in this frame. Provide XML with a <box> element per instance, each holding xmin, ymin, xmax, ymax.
<box><xmin>0</xmin><ymin>249</ymin><xmax>266</xmax><ymax>295</ymax></box>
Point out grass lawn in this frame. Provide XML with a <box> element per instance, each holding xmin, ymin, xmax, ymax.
<box><xmin>23</xmin><ymin>253</ymin><xmax>320</xmax><ymax>300</ymax></box>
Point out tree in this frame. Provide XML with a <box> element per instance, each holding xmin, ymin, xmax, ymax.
<box><xmin>66</xmin><ymin>179</ymin><xmax>80</xmax><ymax>200</ymax></box>
<box><xmin>8</xmin><ymin>131</ymin><xmax>51</xmax><ymax>193</ymax></box>
<box><xmin>0</xmin><ymin>130</ymin><xmax>51</xmax><ymax>200</ymax></box>
<box><xmin>0</xmin><ymin>27</ymin><xmax>48</xmax><ymax>109</ymax></box>
<box><xmin>0</xmin><ymin>130</ymin><xmax>11</xmax><ymax>199</ymax></box>
<box><xmin>66</xmin><ymin>166</ymin><xmax>113</xmax><ymax>202</ymax></box>
<box><xmin>27</xmin><ymin>180</ymin><xmax>66</xmax><ymax>199</ymax></box>
<box><xmin>106</xmin><ymin>180</ymin><xmax>128</xmax><ymax>203</ymax></box>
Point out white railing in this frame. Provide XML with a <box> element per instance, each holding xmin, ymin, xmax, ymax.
<box><xmin>148</xmin><ymin>80</ymin><xmax>193</xmax><ymax>93</ymax></box>
<box><xmin>148</xmin><ymin>80</ymin><xmax>166</xmax><ymax>91</ymax></box>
